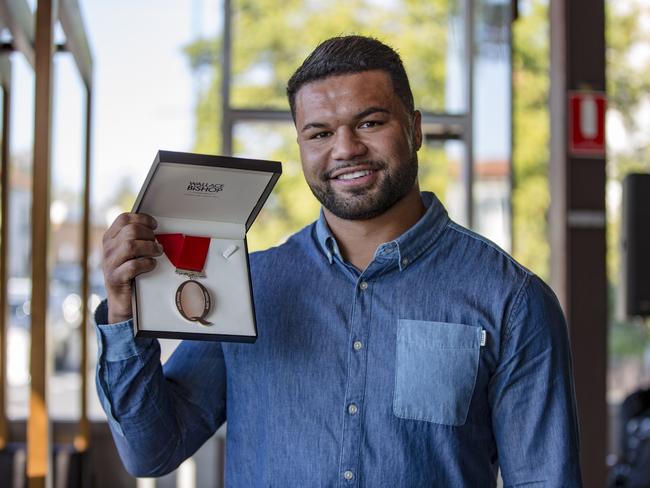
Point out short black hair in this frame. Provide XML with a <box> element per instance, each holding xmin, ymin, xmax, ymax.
<box><xmin>286</xmin><ymin>35</ymin><xmax>415</xmax><ymax>120</ymax></box>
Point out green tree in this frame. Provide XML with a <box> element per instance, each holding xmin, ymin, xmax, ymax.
<box><xmin>605</xmin><ymin>0</ymin><xmax>650</xmax><ymax>360</ymax></box>
<box><xmin>185</xmin><ymin>0</ymin><xmax>563</xmax><ymax>276</ymax></box>
<box><xmin>186</xmin><ymin>0</ymin><xmax>650</xmax><ymax>367</ymax></box>
<box><xmin>512</xmin><ymin>0</ymin><xmax>550</xmax><ymax>279</ymax></box>
<box><xmin>185</xmin><ymin>0</ymin><xmax>458</xmax><ymax>251</ymax></box>
<box><xmin>512</xmin><ymin>0</ymin><xmax>650</xmax><ymax>364</ymax></box>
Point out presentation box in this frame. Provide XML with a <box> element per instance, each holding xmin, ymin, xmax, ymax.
<box><xmin>131</xmin><ymin>150</ymin><xmax>281</xmax><ymax>342</ymax></box>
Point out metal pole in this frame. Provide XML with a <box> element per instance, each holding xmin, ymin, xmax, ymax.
<box><xmin>0</xmin><ymin>76</ymin><xmax>11</xmax><ymax>450</ymax></box>
<box><xmin>29</xmin><ymin>0</ymin><xmax>57</xmax><ymax>485</ymax></box>
<box><xmin>463</xmin><ymin>0</ymin><xmax>475</xmax><ymax>228</ymax></box>
<box><xmin>221</xmin><ymin>0</ymin><xmax>232</xmax><ymax>155</ymax></box>
<box><xmin>508</xmin><ymin>4</ymin><xmax>515</xmax><ymax>253</ymax></box>
<box><xmin>73</xmin><ymin>85</ymin><xmax>92</xmax><ymax>453</ymax></box>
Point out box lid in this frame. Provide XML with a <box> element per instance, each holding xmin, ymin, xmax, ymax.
<box><xmin>133</xmin><ymin>150</ymin><xmax>282</xmax><ymax>231</ymax></box>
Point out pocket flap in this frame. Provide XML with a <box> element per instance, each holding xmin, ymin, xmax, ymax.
<box><xmin>398</xmin><ymin>320</ymin><xmax>482</xmax><ymax>349</ymax></box>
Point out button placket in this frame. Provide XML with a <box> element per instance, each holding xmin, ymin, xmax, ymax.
<box><xmin>339</xmin><ymin>278</ymin><xmax>371</xmax><ymax>485</ymax></box>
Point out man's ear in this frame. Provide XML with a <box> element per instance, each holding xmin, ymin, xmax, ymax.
<box><xmin>412</xmin><ymin>110</ymin><xmax>423</xmax><ymax>151</ymax></box>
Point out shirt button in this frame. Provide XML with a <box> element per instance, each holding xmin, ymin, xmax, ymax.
<box><xmin>348</xmin><ymin>403</ymin><xmax>358</xmax><ymax>415</ymax></box>
<box><xmin>344</xmin><ymin>470</ymin><xmax>354</xmax><ymax>481</ymax></box>
<box><xmin>353</xmin><ymin>341</ymin><xmax>363</xmax><ymax>351</ymax></box>
<box><xmin>401</xmin><ymin>257</ymin><xmax>409</xmax><ymax>266</ymax></box>
<box><xmin>359</xmin><ymin>281</ymin><xmax>368</xmax><ymax>290</ymax></box>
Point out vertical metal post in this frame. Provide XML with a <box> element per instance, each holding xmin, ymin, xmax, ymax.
<box><xmin>29</xmin><ymin>0</ymin><xmax>58</xmax><ymax>485</ymax></box>
<box><xmin>507</xmin><ymin>5</ymin><xmax>515</xmax><ymax>253</ymax></box>
<box><xmin>74</xmin><ymin>85</ymin><xmax>92</xmax><ymax>453</ymax></box>
<box><xmin>0</xmin><ymin>73</ymin><xmax>11</xmax><ymax>450</ymax></box>
<box><xmin>221</xmin><ymin>0</ymin><xmax>233</xmax><ymax>155</ymax></box>
<box><xmin>463</xmin><ymin>0</ymin><xmax>475</xmax><ymax>228</ymax></box>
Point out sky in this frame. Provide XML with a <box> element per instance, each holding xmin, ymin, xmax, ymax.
<box><xmin>10</xmin><ymin>0</ymin><xmax>220</xmax><ymax>213</ymax></box>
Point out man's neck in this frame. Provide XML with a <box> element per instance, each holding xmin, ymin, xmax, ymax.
<box><xmin>323</xmin><ymin>187</ymin><xmax>426</xmax><ymax>271</ymax></box>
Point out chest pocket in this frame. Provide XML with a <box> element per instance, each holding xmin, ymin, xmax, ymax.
<box><xmin>393</xmin><ymin>320</ymin><xmax>482</xmax><ymax>426</ymax></box>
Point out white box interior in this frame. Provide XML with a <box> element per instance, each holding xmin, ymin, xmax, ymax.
<box><xmin>132</xmin><ymin>160</ymin><xmax>276</xmax><ymax>338</ymax></box>
<box><xmin>137</xmin><ymin>162</ymin><xmax>274</xmax><ymax>224</ymax></box>
<box><xmin>134</xmin><ymin>217</ymin><xmax>254</xmax><ymax>336</ymax></box>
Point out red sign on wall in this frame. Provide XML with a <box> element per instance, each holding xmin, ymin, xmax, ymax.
<box><xmin>568</xmin><ymin>91</ymin><xmax>606</xmax><ymax>157</ymax></box>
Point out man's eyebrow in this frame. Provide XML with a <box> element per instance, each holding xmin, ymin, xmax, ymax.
<box><xmin>301</xmin><ymin>122</ymin><xmax>328</xmax><ymax>133</ymax></box>
<box><xmin>356</xmin><ymin>107</ymin><xmax>390</xmax><ymax>119</ymax></box>
<box><xmin>301</xmin><ymin>107</ymin><xmax>390</xmax><ymax>133</ymax></box>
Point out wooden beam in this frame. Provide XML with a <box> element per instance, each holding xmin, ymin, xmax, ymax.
<box><xmin>549</xmin><ymin>0</ymin><xmax>607</xmax><ymax>485</ymax></box>
<box><xmin>0</xmin><ymin>0</ymin><xmax>35</xmax><ymax>67</ymax></box>
<box><xmin>58</xmin><ymin>0</ymin><xmax>92</xmax><ymax>89</ymax></box>
<box><xmin>28</xmin><ymin>0</ymin><xmax>57</xmax><ymax>485</ymax></box>
<box><xmin>0</xmin><ymin>55</ymin><xmax>11</xmax><ymax>450</ymax></box>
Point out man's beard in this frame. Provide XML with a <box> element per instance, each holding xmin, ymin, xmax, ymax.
<box><xmin>307</xmin><ymin>153</ymin><xmax>419</xmax><ymax>221</ymax></box>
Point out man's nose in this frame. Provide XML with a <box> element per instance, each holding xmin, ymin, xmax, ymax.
<box><xmin>331</xmin><ymin>128</ymin><xmax>367</xmax><ymax>160</ymax></box>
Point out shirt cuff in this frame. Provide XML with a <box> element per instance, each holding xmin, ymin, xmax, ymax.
<box><xmin>96</xmin><ymin>318</ymin><xmax>156</xmax><ymax>361</ymax></box>
<box><xmin>94</xmin><ymin>298</ymin><xmax>157</xmax><ymax>361</ymax></box>
<box><xmin>95</xmin><ymin>300</ymin><xmax>156</xmax><ymax>361</ymax></box>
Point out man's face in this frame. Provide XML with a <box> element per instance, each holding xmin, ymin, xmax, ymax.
<box><xmin>294</xmin><ymin>70</ymin><xmax>422</xmax><ymax>220</ymax></box>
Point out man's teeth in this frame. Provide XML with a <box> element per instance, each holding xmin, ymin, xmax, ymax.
<box><xmin>337</xmin><ymin>170</ymin><xmax>372</xmax><ymax>180</ymax></box>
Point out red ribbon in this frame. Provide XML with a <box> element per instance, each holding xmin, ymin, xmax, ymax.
<box><xmin>155</xmin><ymin>234</ymin><xmax>211</xmax><ymax>272</ymax></box>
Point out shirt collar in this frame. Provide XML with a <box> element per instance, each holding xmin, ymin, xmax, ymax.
<box><xmin>314</xmin><ymin>191</ymin><xmax>450</xmax><ymax>270</ymax></box>
<box><xmin>315</xmin><ymin>209</ymin><xmax>342</xmax><ymax>264</ymax></box>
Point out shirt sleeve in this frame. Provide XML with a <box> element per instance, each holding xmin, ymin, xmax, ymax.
<box><xmin>488</xmin><ymin>275</ymin><xmax>583</xmax><ymax>487</ymax></box>
<box><xmin>94</xmin><ymin>299</ymin><xmax>227</xmax><ymax>477</ymax></box>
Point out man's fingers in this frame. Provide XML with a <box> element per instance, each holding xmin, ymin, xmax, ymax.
<box><xmin>116</xmin><ymin>222</ymin><xmax>158</xmax><ymax>243</ymax></box>
<box><xmin>110</xmin><ymin>257</ymin><xmax>158</xmax><ymax>284</ymax></box>
<box><xmin>104</xmin><ymin>212</ymin><xmax>157</xmax><ymax>241</ymax></box>
<box><xmin>101</xmin><ymin>214</ymin><xmax>160</xmax><ymax>317</ymax></box>
<box><xmin>108</xmin><ymin>239</ymin><xmax>163</xmax><ymax>269</ymax></box>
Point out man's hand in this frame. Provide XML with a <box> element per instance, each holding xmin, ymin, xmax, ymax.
<box><xmin>102</xmin><ymin>213</ymin><xmax>162</xmax><ymax>324</ymax></box>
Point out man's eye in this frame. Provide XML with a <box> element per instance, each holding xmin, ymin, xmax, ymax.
<box><xmin>359</xmin><ymin>120</ymin><xmax>383</xmax><ymax>129</ymax></box>
<box><xmin>311</xmin><ymin>131</ymin><xmax>331</xmax><ymax>139</ymax></box>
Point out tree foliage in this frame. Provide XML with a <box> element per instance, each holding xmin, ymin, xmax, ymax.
<box><xmin>606</xmin><ymin>0</ymin><xmax>650</xmax><ymax>180</ymax></box>
<box><xmin>605</xmin><ymin>0</ymin><xmax>650</xmax><ymax>357</ymax></box>
<box><xmin>185</xmin><ymin>0</ymin><xmax>462</xmax><ymax>251</ymax></box>
<box><xmin>511</xmin><ymin>0</ymin><xmax>550</xmax><ymax>279</ymax></box>
<box><xmin>511</xmin><ymin>0</ymin><xmax>650</xmax><ymax>359</ymax></box>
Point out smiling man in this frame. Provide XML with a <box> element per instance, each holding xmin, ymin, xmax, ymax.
<box><xmin>293</xmin><ymin>67</ymin><xmax>425</xmax><ymax>271</ymax></box>
<box><xmin>97</xmin><ymin>36</ymin><xmax>582</xmax><ymax>486</ymax></box>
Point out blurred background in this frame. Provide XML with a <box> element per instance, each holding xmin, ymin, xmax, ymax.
<box><xmin>0</xmin><ymin>0</ymin><xmax>649</xmax><ymax>486</ymax></box>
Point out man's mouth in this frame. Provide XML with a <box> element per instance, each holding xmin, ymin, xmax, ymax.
<box><xmin>325</xmin><ymin>163</ymin><xmax>383</xmax><ymax>182</ymax></box>
<box><xmin>335</xmin><ymin>169</ymin><xmax>374</xmax><ymax>180</ymax></box>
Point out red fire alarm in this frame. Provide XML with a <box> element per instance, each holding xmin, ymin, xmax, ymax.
<box><xmin>568</xmin><ymin>91</ymin><xmax>606</xmax><ymax>157</ymax></box>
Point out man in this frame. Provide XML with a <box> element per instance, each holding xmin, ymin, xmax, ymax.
<box><xmin>98</xmin><ymin>36</ymin><xmax>582</xmax><ymax>486</ymax></box>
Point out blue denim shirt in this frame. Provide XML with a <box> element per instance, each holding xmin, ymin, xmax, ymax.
<box><xmin>95</xmin><ymin>192</ymin><xmax>582</xmax><ymax>487</ymax></box>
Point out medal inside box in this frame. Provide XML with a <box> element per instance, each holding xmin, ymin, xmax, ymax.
<box><xmin>136</xmin><ymin>227</ymin><xmax>252</xmax><ymax>338</ymax></box>
<box><xmin>131</xmin><ymin>151</ymin><xmax>281</xmax><ymax>342</ymax></box>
